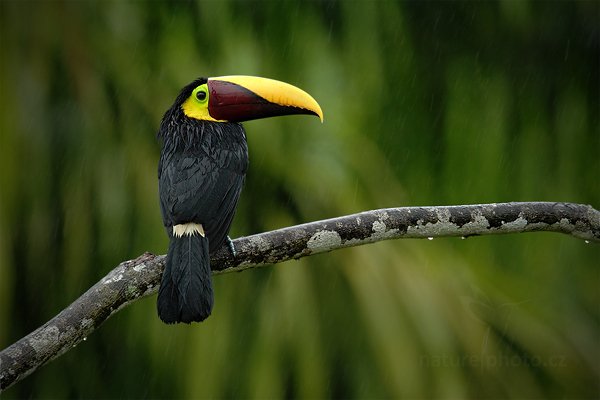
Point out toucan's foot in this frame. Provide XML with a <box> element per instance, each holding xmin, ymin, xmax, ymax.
<box><xmin>227</xmin><ymin>236</ymin><xmax>237</xmax><ymax>258</ymax></box>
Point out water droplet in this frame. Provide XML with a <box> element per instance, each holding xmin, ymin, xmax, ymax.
<box><xmin>585</xmin><ymin>240</ymin><xmax>590</xmax><ymax>244</ymax></box>
<box><xmin>427</xmin><ymin>237</ymin><xmax>433</xmax><ymax>241</ymax></box>
<box><xmin>83</xmin><ymin>337</ymin><xmax>87</xmax><ymax>341</ymax></box>
<box><xmin>461</xmin><ymin>236</ymin><xmax>466</xmax><ymax>240</ymax></box>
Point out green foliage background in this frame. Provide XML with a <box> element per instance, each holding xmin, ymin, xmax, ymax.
<box><xmin>1</xmin><ymin>1</ymin><xmax>598</xmax><ymax>398</ymax></box>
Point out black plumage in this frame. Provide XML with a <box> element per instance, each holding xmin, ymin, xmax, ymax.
<box><xmin>157</xmin><ymin>78</ymin><xmax>248</xmax><ymax>324</ymax></box>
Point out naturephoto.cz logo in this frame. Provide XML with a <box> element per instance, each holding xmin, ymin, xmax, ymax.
<box><xmin>420</xmin><ymin>353</ymin><xmax>567</xmax><ymax>369</ymax></box>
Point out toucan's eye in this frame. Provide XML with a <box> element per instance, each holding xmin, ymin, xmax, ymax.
<box><xmin>196</xmin><ymin>90</ymin><xmax>207</xmax><ymax>102</ymax></box>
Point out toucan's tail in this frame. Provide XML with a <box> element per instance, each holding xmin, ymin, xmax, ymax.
<box><xmin>157</xmin><ymin>225</ymin><xmax>213</xmax><ymax>324</ymax></box>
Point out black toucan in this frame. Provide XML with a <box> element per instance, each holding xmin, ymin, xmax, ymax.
<box><xmin>157</xmin><ymin>75</ymin><xmax>323</xmax><ymax>324</ymax></box>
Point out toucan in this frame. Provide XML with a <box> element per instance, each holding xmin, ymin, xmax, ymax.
<box><xmin>157</xmin><ymin>75</ymin><xmax>323</xmax><ymax>324</ymax></box>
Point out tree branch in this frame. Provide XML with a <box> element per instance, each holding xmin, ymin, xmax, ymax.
<box><xmin>1</xmin><ymin>202</ymin><xmax>598</xmax><ymax>390</ymax></box>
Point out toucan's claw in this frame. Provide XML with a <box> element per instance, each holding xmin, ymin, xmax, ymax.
<box><xmin>227</xmin><ymin>236</ymin><xmax>237</xmax><ymax>258</ymax></box>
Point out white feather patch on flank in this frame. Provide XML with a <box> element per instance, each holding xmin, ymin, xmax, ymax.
<box><xmin>173</xmin><ymin>223</ymin><xmax>205</xmax><ymax>238</ymax></box>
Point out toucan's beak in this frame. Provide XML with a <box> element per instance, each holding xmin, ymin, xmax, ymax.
<box><xmin>207</xmin><ymin>75</ymin><xmax>323</xmax><ymax>123</ymax></box>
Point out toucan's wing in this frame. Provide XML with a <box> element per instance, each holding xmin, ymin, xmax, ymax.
<box><xmin>159</xmin><ymin>136</ymin><xmax>248</xmax><ymax>251</ymax></box>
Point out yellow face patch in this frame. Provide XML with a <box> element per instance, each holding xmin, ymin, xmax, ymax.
<box><xmin>181</xmin><ymin>84</ymin><xmax>224</xmax><ymax>122</ymax></box>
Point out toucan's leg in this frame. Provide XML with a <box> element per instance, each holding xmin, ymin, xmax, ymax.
<box><xmin>227</xmin><ymin>236</ymin><xmax>237</xmax><ymax>257</ymax></box>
